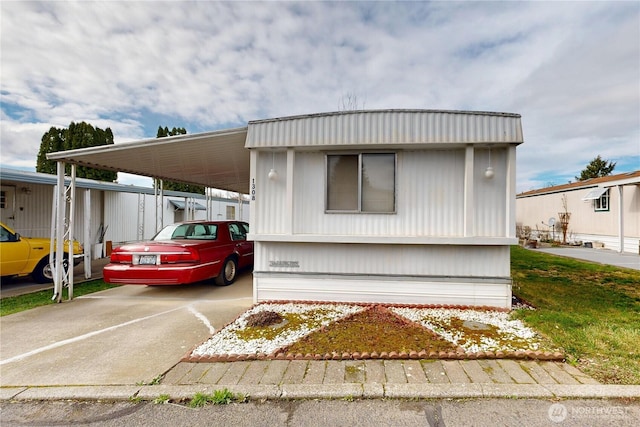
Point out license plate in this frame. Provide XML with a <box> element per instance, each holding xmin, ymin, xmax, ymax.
<box><xmin>138</xmin><ymin>255</ymin><xmax>157</xmax><ymax>265</ymax></box>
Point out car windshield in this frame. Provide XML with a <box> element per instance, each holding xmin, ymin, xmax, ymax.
<box><xmin>153</xmin><ymin>223</ymin><xmax>218</xmax><ymax>241</ymax></box>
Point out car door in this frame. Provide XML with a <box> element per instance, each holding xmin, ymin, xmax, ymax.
<box><xmin>228</xmin><ymin>222</ymin><xmax>253</xmax><ymax>268</ymax></box>
<box><xmin>0</xmin><ymin>224</ymin><xmax>32</xmax><ymax>276</ymax></box>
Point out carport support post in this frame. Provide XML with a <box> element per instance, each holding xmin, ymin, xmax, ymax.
<box><xmin>83</xmin><ymin>188</ymin><xmax>92</xmax><ymax>279</ymax></box>
<box><xmin>154</xmin><ymin>178</ymin><xmax>164</xmax><ymax>233</ymax></box>
<box><xmin>53</xmin><ymin>162</ymin><xmax>66</xmax><ymax>303</ymax></box>
<box><xmin>51</xmin><ymin>162</ymin><xmax>77</xmax><ymax>301</ymax></box>
<box><xmin>67</xmin><ymin>164</ymin><xmax>76</xmax><ymax>300</ymax></box>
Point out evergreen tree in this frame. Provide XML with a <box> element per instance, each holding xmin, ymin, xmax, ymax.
<box><xmin>36</xmin><ymin>127</ymin><xmax>66</xmax><ymax>175</ymax></box>
<box><xmin>156</xmin><ymin>126</ymin><xmax>205</xmax><ymax>194</ymax></box>
<box><xmin>36</xmin><ymin>122</ymin><xmax>117</xmax><ymax>182</ymax></box>
<box><xmin>575</xmin><ymin>155</ymin><xmax>616</xmax><ymax>181</ymax></box>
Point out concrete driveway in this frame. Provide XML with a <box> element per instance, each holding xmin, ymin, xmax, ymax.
<box><xmin>534</xmin><ymin>247</ymin><xmax>639</xmax><ymax>270</ymax></box>
<box><xmin>0</xmin><ymin>272</ymin><xmax>254</xmax><ymax>387</ymax></box>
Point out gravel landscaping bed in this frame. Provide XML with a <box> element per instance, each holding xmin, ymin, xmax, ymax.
<box><xmin>186</xmin><ymin>301</ymin><xmax>562</xmax><ymax>362</ymax></box>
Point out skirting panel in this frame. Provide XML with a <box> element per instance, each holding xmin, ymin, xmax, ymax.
<box><xmin>253</xmin><ymin>273</ymin><xmax>512</xmax><ymax>309</ymax></box>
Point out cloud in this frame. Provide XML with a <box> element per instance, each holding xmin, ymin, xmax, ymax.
<box><xmin>1</xmin><ymin>1</ymin><xmax>638</xmax><ymax>192</ymax></box>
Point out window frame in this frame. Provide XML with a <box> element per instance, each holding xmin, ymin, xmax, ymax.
<box><xmin>325</xmin><ymin>152</ymin><xmax>397</xmax><ymax>214</ymax></box>
<box><xmin>594</xmin><ymin>188</ymin><xmax>610</xmax><ymax>212</ymax></box>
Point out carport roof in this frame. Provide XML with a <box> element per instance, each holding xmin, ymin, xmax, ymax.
<box><xmin>47</xmin><ymin>127</ymin><xmax>250</xmax><ymax>194</ymax></box>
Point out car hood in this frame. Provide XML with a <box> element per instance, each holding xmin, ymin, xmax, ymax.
<box><xmin>22</xmin><ymin>236</ymin><xmax>51</xmax><ymax>247</ymax></box>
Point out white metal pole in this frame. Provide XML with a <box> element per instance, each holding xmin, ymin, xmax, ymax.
<box><xmin>158</xmin><ymin>180</ymin><xmax>164</xmax><ymax>231</ymax></box>
<box><xmin>84</xmin><ymin>188</ymin><xmax>92</xmax><ymax>279</ymax></box>
<box><xmin>137</xmin><ymin>193</ymin><xmax>144</xmax><ymax>240</ymax></box>
<box><xmin>53</xmin><ymin>162</ymin><xmax>65</xmax><ymax>303</ymax></box>
<box><xmin>50</xmin><ymin>185</ymin><xmax>58</xmax><ymax>300</ymax></box>
<box><xmin>154</xmin><ymin>179</ymin><xmax>164</xmax><ymax>233</ymax></box>
<box><xmin>67</xmin><ymin>164</ymin><xmax>76</xmax><ymax>300</ymax></box>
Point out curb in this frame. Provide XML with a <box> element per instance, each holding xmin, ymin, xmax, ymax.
<box><xmin>2</xmin><ymin>384</ymin><xmax>639</xmax><ymax>402</ymax></box>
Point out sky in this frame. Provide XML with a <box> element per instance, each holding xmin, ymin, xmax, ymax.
<box><xmin>1</xmin><ymin>1</ymin><xmax>638</xmax><ymax>193</ymax></box>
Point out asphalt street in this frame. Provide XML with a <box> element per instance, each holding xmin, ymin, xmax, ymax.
<box><xmin>2</xmin><ymin>398</ymin><xmax>639</xmax><ymax>426</ymax></box>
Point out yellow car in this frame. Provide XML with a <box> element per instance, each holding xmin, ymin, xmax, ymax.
<box><xmin>0</xmin><ymin>222</ymin><xmax>83</xmax><ymax>283</ymax></box>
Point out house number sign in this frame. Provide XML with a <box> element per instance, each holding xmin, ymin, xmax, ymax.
<box><xmin>269</xmin><ymin>261</ymin><xmax>300</xmax><ymax>268</ymax></box>
<box><xmin>251</xmin><ymin>178</ymin><xmax>256</xmax><ymax>201</ymax></box>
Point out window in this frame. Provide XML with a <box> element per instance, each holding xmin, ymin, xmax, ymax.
<box><xmin>326</xmin><ymin>153</ymin><xmax>395</xmax><ymax>213</ymax></box>
<box><xmin>1</xmin><ymin>224</ymin><xmax>12</xmax><ymax>242</ymax></box>
<box><xmin>594</xmin><ymin>189</ymin><xmax>610</xmax><ymax>212</ymax></box>
<box><xmin>228</xmin><ymin>223</ymin><xmax>246</xmax><ymax>241</ymax></box>
<box><xmin>226</xmin><ymin>205</ymin><xmax>236</xmax><ymax>220</ymax></box>
<box><xmin>0</xmin><ymin>191</ymin><xmax>5</xmax><ymax>209</ymax></box>
<box><xmin>153</xmin><ymin>223</ymin><xmax>217</xmax><ymax>240</ymax></box>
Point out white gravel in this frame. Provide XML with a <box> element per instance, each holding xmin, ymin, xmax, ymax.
<box><xmin>192</xmin><ymin>303</ymin><xmax>546</xmax><ymax>357</ymax></box>
<box><xmin>191</xmin><ymin>303</ymin><xmax>363</xmax><ymax>357</ymax></box>
<box><xmin>391</xmin><ymin>307</ymin><xmax>543</xmax><ymax>353</ymax></box>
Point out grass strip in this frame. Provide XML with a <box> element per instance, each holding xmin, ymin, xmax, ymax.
<box><xmin>511</xmin><ymin>245</ymin><xmax>640</xmax><ymax>385</ymax></box>
<box><xmin>1</xmin><ymin>280</ymin><xmax>117</xmax><ymax>316</ymax></box>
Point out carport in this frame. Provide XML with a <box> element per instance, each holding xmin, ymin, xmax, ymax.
<box><xmin>46</xmin><ymin>126</ymin><xmax>251</xmax><ymax>301</ymax></box>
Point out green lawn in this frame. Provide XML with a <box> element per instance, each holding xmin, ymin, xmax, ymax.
<box><xmin>0</xmin><ymin>280</ymin><xmax>117</xmax><ymax>316</ymax></box>
<box><xmin>511</xmin><ymin>245</ymin><xmax>640</xmax><ymax>385</ymax></box>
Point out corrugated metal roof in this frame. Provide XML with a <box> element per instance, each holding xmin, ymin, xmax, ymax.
<box><xmin>517</xmin><ymin>170</ymin><xmax>640</xmax><ymax>198</ymax></box>
<box><xmin>246</xmin><ymin>109</ymin><xmax>523</xmax><ymax>149</ymax></box>
<box><xmin>46</xmin><ymin>127</ymin><xmax>250</xmax><ymax>194</ymax></box>
<box><xmin>0</xmin><ymin>167</ymin><xmax>246</xmax><ymax>203</ymax></box>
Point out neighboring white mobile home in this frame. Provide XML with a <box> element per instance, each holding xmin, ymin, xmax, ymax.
<box><xmin>516</xmin><ymin>171</ymin><xmax>640</xmax><ymax>253</ymax></box>
<box><xmin>0</xmin><ymin>168</ymin><xmax>249</xmax><ymax>256</ymax></box>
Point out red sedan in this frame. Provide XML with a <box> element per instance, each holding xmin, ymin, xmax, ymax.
<box><xmin>103</xmin><ymin>221</ymin><xmax>253</xmax><ymax>286</ymax></box>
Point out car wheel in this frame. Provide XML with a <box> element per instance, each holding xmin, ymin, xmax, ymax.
<box><xmin>215</xmin><ymin>257</ymin><xmax>237</xmax><ymax>286</ymax></box>
<box><xmin>33</xmin><ymin>255</ymin><xmax>70</xmax><ymax>284</ymax></box>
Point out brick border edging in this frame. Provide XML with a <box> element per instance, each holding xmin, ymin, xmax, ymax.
<box><xmin>182</xmin><ymin>350</ymin><xmax>564</xmax><ymax>363</ymax></box>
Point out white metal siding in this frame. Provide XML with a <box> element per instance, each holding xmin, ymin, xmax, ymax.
<box><xmin>7</xmin><ymin>184</ymin><xmax>101</xmax><ymax>245</ymax></box>
<box><xmin>254</xmin><ymin>276</ymin><xmax>511</xmax><ymax>308</ymax></box>
<box><xmin>255</xmin><ymin>151</ymin><xmax>289</xmax><ymax>234</ymax></box>
<box><xmin>246</xmin><ymin>110</ymin><xmax>523</xmax><ymax>149</ymax></box>
<box><xmin>104</xmin><ymin>192</ymin><xmax>142</xmax><ymax>244</ymax></box>
<box><xmin>254</xmin><ymin>241</ymin><xmax>512</xmax><ymax>308</ymax></box>
<box><xmin>255</xmin><ymin>242</ymin><xmax>510</xmax><ymax>277</ymax></box>
<box><xmin>474</xmin><ymin>148</ymin><xmax>507</xmax><ymax>236</ymax></box>
<box><xmin>253</xmin><ymin>148</ymin><xmax>513</xmax><ymax>238</ymax></box>
<box><xmin>256</xmin><ymin>150</ymin><xmax>468</xmax><ymax>236</ymax></box>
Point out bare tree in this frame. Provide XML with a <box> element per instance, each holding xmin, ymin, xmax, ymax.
<box><xmin>338</xmin><ymin>92</ymin><xmax>365</xmax><ymax>111</ymax></box>
<box><xmin>558</xmin><ymin>195</ymin><xmax>571</xmax><ymax>244</ymax></box>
